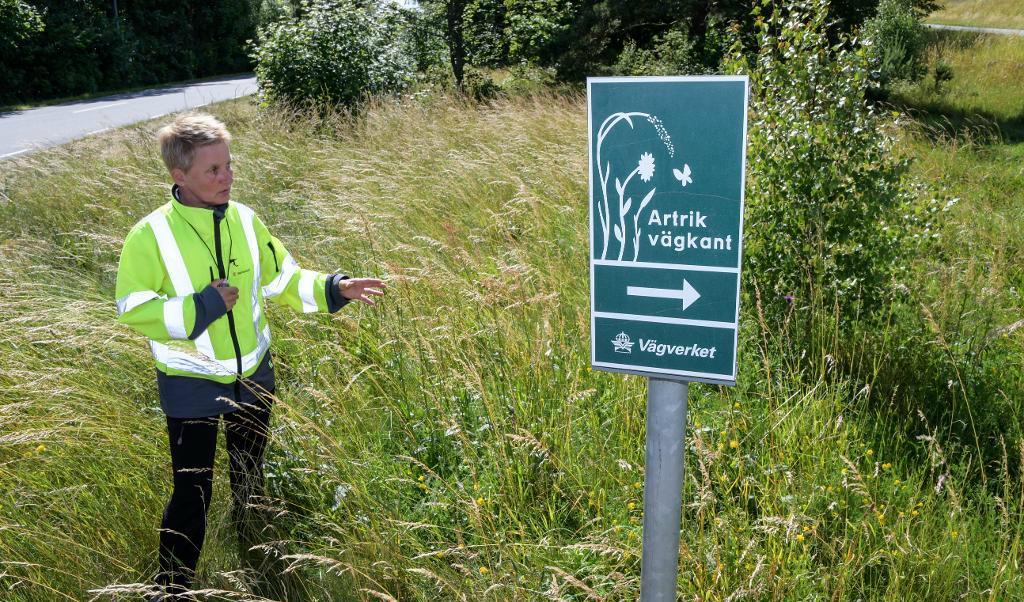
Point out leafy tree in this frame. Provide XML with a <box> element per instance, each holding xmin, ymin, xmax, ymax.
<box><xmin>251</xmin><ymin>0</ymin><xmax>413</xmax><ymax>106</ymax></box>
<box><xmin>727</xmin><ymin>0</ymin><xmax>918</xmax><ymax>321</ymax></box>
<box><xmin>464</xmin><ymin>0</ymin><xmax>507</xmax><ymax>66</ymax></box>
<box><xmin>10</xmin><ymin>0</ymin><xmax>124</xmax><ymax>100</ymax></box>
<box><xmin>503</xmin><ymin>0</ymin><xmax>573</xmax><ymax>65</ymax></box>
<box><xmin>0</xmin><ymin>0</ymin><xmax>44</xmax><ymax>103</ymax></box>
<box><xmin>862</xmin><ymin>0</ymin><xmax>927</xmax><ymax>89</ymax></box>
<box><xmin>0</xmin><ymin>0</ymin><xmax>43</xmax><ymax>50</ymax></box>
<box><xmin>1</xmin><ymin>1</ymin><xmax>261</xmax><ymax>105</ymax></box>
<box><xmin>830</xmin><ymin>0</ymin><xmax>938</xmax><ymax>32</ymax></box>
<box><xmin>416</xmin><ymin>0</ymin><xmax>470</xmax><ymax>88</ymax></box>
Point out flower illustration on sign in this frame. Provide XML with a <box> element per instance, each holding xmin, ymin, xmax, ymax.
<box><xmin>595</xmin><ymin>112</ymin><xmax>688</xmax><ymax>262</ymax></box>
<box><xmin>638</xmin><ymin>153</ymin><xmax>655</xmax><ymax>182</ymax></box>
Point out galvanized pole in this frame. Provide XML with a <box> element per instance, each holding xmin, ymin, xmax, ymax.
<box><xmin>640</xmin><ymin>378</ymin><xmax>688</xmax><ymax>602</ymax></box>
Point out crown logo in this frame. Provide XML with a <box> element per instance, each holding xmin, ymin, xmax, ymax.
<box><xmin>612</xmin><ymin>332</ymin><xmax>634</xmax><ymax>354</ymax></box>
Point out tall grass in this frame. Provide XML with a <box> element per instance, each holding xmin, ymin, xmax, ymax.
<box><xmin>927</xmin><ymin>0</ymin><xmax>1024</xmax><ymax>29</ymax></box>
<box><xmin>1</xmin><ymin>91</ymin><xmax>1022</xmax><ymax>599</ymax></box>
<box><xmin>890</xmin><ymin>31</ymin><xmax>1024</xmax><ymax>140</ymax></box>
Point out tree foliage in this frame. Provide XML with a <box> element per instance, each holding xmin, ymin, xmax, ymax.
<box><xmin>0</xmin><ymin>0</ymin><xmax>257</xmax><ymax>106</ymax></box>
<box><xmin>728</xmin><ymin>0</ymin><xmax>918</xmax><ymax>320</ymax></box>
<box><xmin>862</xmin><ymin>0</ymin><xmax>927</xmax><ymax>89</ymax></box>
<box><xmin>0</xmin><ymin>0</ymin><xmax>43</xmax><ymax>49</ymax></box>
<box><xmin>409</xmin><ymin>0</ymin><xmax>940</xmax><ymax>86</ymax></box>
<box><xmin>251</xmin><ymin>0</ymin><xmax>413</xmax><ymax>106</ymax></box>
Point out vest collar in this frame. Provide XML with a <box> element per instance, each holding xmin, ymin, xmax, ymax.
<box><xmin>170</xmin><ymin>184</ymin><xmax>230</xmax><ymax>235</ymax></box>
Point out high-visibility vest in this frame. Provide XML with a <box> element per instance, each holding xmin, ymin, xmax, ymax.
<box><xmin>115</xmin><ymin>197</ymin><xmax>334</xmax><ymax>382</ymax></box>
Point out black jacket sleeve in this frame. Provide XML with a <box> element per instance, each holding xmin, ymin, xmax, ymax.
<box><xmin>326</xmin><ymin>273</ymin><xmax>351</xmax><ymax>314</ymax></box>
<box><xmin>188</xmin><ymin>285</ymin><xmax>229</xmax><ymax>340</ymax></box>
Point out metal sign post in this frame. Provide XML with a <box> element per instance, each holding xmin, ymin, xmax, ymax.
<box><xmin>586</xmin><ymin>76</ymin><xmax>749</xmax><ymax>600</ymax></box>
<box><xmin>640</xmin><ymin>379</ymin><xmax>688</xmax><ymax>601</ymax></box>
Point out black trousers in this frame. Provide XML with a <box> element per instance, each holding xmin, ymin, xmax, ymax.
<box><xmin>156</xmin><ymin>393</ymin><xmax>272</xmax><ymax>592</ymax></box>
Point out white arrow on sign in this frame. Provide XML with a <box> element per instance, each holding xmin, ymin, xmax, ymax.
<box><xmin>627</xmin><ymin>280</ymin><xmax>702</xmax><ymax>311</ymax></box>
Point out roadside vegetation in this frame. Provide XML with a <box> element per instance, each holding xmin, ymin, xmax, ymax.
<box><xmin>926</xmin><ymin>0</ymin><xmax>1024</xmax><ymax>29</ymax></box>
<box><xmin>1</xmin><ymin>1</ymin><xmax>1023</xmax><ymax>600</ymax></box>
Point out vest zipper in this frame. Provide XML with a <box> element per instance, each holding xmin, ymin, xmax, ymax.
<box><xmin>214</xmin><ymin>211</ymin><xmax>244</xmax><ymax>403</ymax></box>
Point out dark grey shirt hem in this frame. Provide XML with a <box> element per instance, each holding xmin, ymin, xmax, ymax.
<box><xmin>156</xmin><ymin>350</ymin><xmax>275</xmax><ymax>418</ymax></box>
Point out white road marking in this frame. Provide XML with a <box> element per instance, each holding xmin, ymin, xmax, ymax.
<box><xmin>72</xmin><ymin>101</ymin><xmax>129</xmax><ymax>114</ymax></box>
<box><xmin>86</xmin><ymin>128</ymin><xmax>110</xmax><ymax>136</ymax></box>
<box><xmin>0</xmin><ymin>149</ymin><xmax>29</xmax><ymax>158</ymax></box>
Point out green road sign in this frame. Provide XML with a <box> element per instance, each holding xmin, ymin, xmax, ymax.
<box><xmin>588</xmin><ymin>76</ymin><xmax>749</xmax><ymax>385</ymax></box>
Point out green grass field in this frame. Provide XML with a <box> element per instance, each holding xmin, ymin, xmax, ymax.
<box><xmin>1</xmin><ymin>32</ymin><xmax>1023</xmax><ymax>600</ymax></box>
<box><xmin>927</xmin><ymin>0</ymin><xmax>1024</xmax><ymax>29</ymax></box>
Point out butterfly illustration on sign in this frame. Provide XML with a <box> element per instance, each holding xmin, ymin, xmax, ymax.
<box><xmin>595</xmin><ymin>112</ymin><xmax>694</xmax><ymax>262</ymax></box>
<box><xmin>673</xmin><ymin>164</ymin><xmax>692</xmax><ymax>187</ymax></box>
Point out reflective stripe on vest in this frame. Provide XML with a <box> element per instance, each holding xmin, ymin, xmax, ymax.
<box><xmin>116</xmin><ymin>291</ymin><xmax>162</xmax><ymax>316</ymax></box>
<box><xmin>299</xmin><ymin>269</ymin><xmax>317</xmax><ymax>313</ymax></box>
<box><xmin>263</xmin><ymin>254</ymin><xmax>298</xmax><ymax>299</ymax></box>
<box><xmin>163</xmin><ymin>296</ymin><xmax>189</xmax><ymax>339</ymax></box>
<box><xmin>142</xmin><ymin>204</ymin><xmax>271</xmax><ymax>378</ymax></box>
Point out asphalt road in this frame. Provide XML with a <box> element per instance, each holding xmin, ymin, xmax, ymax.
<box><xmin>924</xmin><ymin>23</ymin><xmax>1024</xmax><ymax>36</ymax></box>
<box><xmin>0</xmin><ymin>75</ymin><xmax>257</xmax><ymax>160</ymax></box>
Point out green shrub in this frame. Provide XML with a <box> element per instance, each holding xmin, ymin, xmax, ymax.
<box><xmin>499</xmin><ymin>63</ymin><xmax>558</xmax><ymax>94</ymax></box>
<box><xmin>251</xmin><ymin>0</ymin><xmax>414</xmax><ymax>107</ymax></box>
<box><xmin>931</xmin><ymin>58</ymin><xmax>953</xmax><ymax>92</ymax></box>
<box><xmin>610</xmin><ymin>25</ymin><xmax>701</xmax><ymax>76</ymax></box>
<box><xmin>863</xmin><ymin>0</ymin><xmax>926</xmax><ymax>88</ymax></box>
<box><xmin>728</xmin><ymin>0</ymin><xmax>917</xmax><ymax>322</ymax></box>
<box><xmin>400</xmin><ymin>2</ymin><xmax>450</xmax><ymax>77</ymax></box>
<box><xmin>610</xmin><ymin>40</ymin><xmax>656</xmax><ymax>76</ymax></box>
<box><xmin>463</xmin><ymin>66</ymin><xmax>501</xmax><ymax>100</ymax></box>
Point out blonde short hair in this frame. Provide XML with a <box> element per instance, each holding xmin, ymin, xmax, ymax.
<box><xmin>157</xmin><ymin>113</ymin><xmax>232</xmax><ymax>173</ymax></box>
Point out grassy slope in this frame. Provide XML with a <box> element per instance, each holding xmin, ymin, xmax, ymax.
<box><xmin>0</xmin><ymin>74</ymin><xmax>1022</xmax><ymax>600</ymax></box>
<box><xmin>927</xmin><ymin>0</ymin><xmax>1024</xmax><ymax>29</ymax></box>
<box><xmin>892</xmin><ymin>30</ymin><xmax>1024</xmax><ymax>345</ymax></box>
